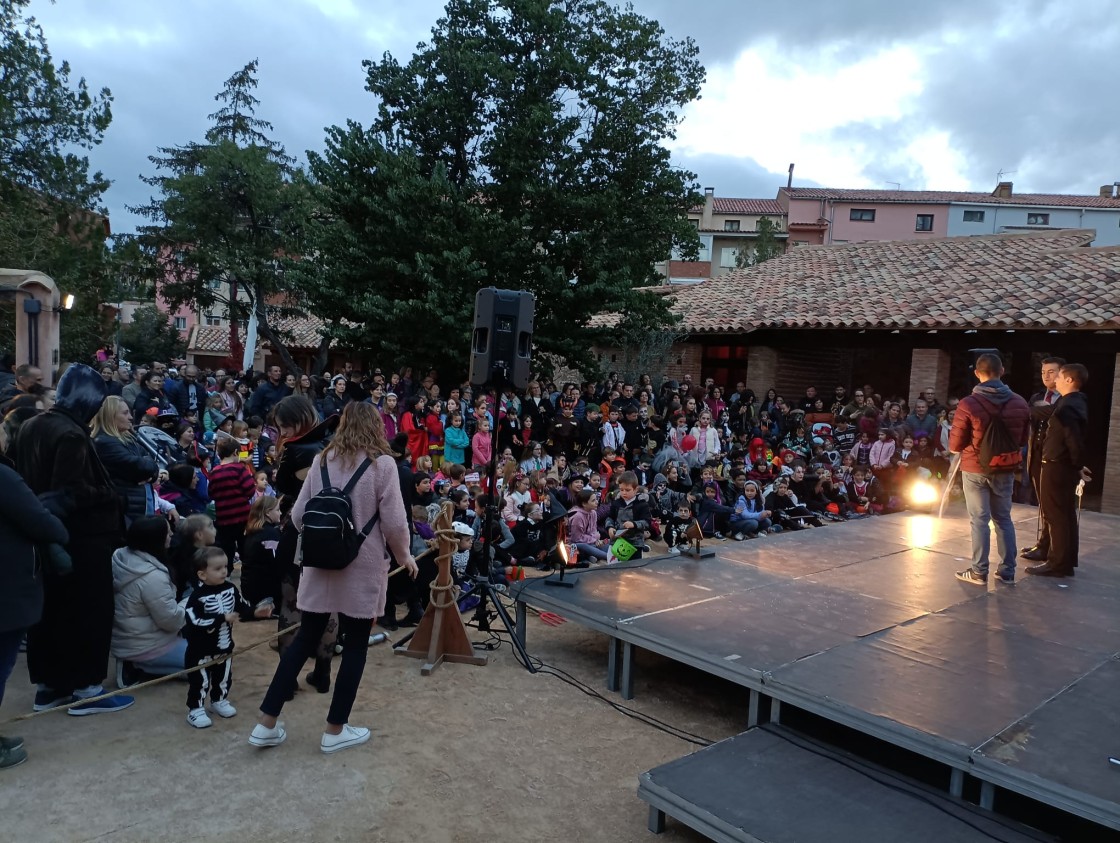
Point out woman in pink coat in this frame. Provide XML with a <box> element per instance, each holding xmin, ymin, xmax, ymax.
<box><xmin>250</xmin><ymin>402</ymin><xmax>417</xmax><ymax>754</ymax></box>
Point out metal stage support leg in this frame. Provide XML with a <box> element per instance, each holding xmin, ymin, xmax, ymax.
<box><xmin>980</xmin><ymin>781</ymin><xmax>995</xmax><ymax>810</ymax></box>
<box><xmin>771</xmin><ymin>698</ymin><xmax>782</xmax><ymax>724</ymax></box>
<box><xmin>607</xmin><ymin>637</ymin><xmax>621</xmax><ymax>692</ymax></box>
<box><xmin>621</xmin><ymin>640</ymin><xmax>635</xmax><ymax>701</ymax></box>
<box><xmin>748</xmin><ymin>689</ymin><xmax>760</xmax><ymax>728</ymax></box>
<box><xmin>950</xmin><ymin>768</ymin><xmax>965</xmax><ymax>798</ymax></box>
<box><xmin>648</xmin><ymin>804</ymin><xmax>666</xmax><ymax>834</ymax></box>
<box><xmin>515</xmin><ymin>600</ymin><xmax>526</xmax><ymax>649</ymax></box>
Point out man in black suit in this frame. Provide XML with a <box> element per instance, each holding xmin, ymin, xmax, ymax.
<box><xmin>1021</xmin><ymin>356</ymin><xmax>1064</xmax><ymax>561</ymax></box>
<box><xmin>1027</xmin><ymin>364</ymin><xmax>1091</xmax><ymax>578</ymax></box>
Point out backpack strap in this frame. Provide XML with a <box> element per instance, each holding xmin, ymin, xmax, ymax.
<box><xmin>356</xmin><ymin>510</ymin><xmax>381</xmax><ymax>543</ymax></box>
<box><xmin>319</xmin><ymin>458</ymin><xmax>332</xmax><ymax>489</ymax></box>
<box><xmin>341</xmin><ymin>457</ymin><xmax>373</xmax><ymax>495</ymax></box>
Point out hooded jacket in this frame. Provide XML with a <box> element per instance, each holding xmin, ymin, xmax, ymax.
<box><xmin>15</xmin><ymin>364</ymin><xmax>123</xmax><ymax>537</ymax></box>
<box><xmin>949</xmin><ymin>379</ymin><xmax>1031</xmax><ymax>474</ymax></box>
<box><xmin>110</xmin><ymin>545</ymin><xmax>186</xmax><ymax>659</ymax></box>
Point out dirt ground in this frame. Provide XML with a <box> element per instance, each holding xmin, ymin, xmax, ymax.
<box><xmin>0</xmin><ymin>585</ymin><xmax>748</xmax><ymax>843</ymax></box>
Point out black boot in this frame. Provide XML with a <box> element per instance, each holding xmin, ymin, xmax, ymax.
<box><xmin>397</xmin><ymin>599</ymin><xmax>424</xmax><ymax>627</ymax></box>
<box><xmin>377</xmin><ymin>603</ymin><xmax>399</xmax><ymax>631</ymax></box>
<box><xmin>305</xmin><ymin>657</ymin><xmax>331</xmax><ymax>694</ymax></box>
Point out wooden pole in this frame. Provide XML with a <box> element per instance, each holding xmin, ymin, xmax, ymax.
<box><xmin>395</xmin><ymin>501</ymin><xmax>488</xmax><ymax>674</ymax></box>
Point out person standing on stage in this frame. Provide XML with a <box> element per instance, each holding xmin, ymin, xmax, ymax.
<box><xmin>949</xmin><ymin>353</ymin><xmax>1031</xmax><ymax>586</ymax></box>
<box><xmin>1026</xmin><ymin>364</ymin><xmax>1090</xmax><ymax>578</ymax></box>
<box><xmin>1021</xmin><ymin>356</ymin><xmax>1064</xmax><ymax>561</ymax></box>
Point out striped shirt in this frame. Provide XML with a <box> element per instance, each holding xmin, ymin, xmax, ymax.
<box><xmin>207</xmin><ymin>461</ymin><xmax>255</xmax><ymax>526</ymax></box>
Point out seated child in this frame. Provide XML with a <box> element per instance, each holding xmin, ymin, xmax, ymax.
<box><xmin>568</xmin><ymin>489</ymin><xmax>608</xmax><ymax>563</ymax></box>
<box><xmin>734</xmin><ymin>479</ymin><xmax>775</xmax><ymax>535</ymax></box>
<box><xmin>183</xmin><ymin>547</ymin><xmax>270</xmax><ymax>729</ymax></box>
<box><xmin>169</xmin><ymin>514</ymin><xmax>217</xmax><ymax>599</ymax></box>
<box><xmin>605</xmin><ymin>471</ymin><xmax>652</xmax><ymax>561</ymax></box>
<box><xmin>508</xmin><ymin>502</ymin><xmax>549</xmax><ymax>570</ymax></box>
<box><xmin>697</xmin><ymin>481</ymin><xmax>734</xmax><ymax>538</ymax></box>
<box><xmin>664</xmin><ymin>499</ymin><xmax>696</xmax><ymax>555</ymax></box>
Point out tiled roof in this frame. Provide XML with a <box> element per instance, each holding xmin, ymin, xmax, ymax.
<box><xmin>664</xmin><ymin>229</ymin><xmax>1120</xmax><ymax>333</ymax></box>
<box><xmin>689</xmin><ymin>197</ymin><xmax>784</xmax><ymax>215</ymax></box>
<box><xmin>188</xmin><ymin>313</ymin><xmax>333</xmax><ymax>354</ymax></box>
<box><xmin>786</xmin><ymin>187</ymin><xmax>1120</xmax><ymax>209</ymax></box>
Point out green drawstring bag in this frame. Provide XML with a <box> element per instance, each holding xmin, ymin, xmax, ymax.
<box><xmin>610</xmin><ymin>537</ymin><xmax>637</xmax><ymax>562</ymax></box>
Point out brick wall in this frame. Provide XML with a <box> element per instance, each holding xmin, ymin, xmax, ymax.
<box><xmin>908</xmin><ymin>348</ymin><xmax>951</xmax><ymax>406</ymax></box>
<box><xmin>745</xmin><ymin>346</ymin><xmax>778</xmax><ymax>397</ymax></box>
<box><xmin>1102</xmin><ymin>352</ymin><xmax>1120</xmax><ymax>515</ymax></box>
<box><xmin>587</xmin><ymin>342</ymin><xmax>702</xmax><ymax>385</ymax></box>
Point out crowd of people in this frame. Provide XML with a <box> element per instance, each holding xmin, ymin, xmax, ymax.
<box><xmin>0</xmin><ymin>349</ymin><xmax>1089</xmax><ymax>769</ymax></box>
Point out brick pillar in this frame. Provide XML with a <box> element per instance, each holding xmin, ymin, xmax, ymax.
<box><xmin>746</xmin><ymin>345</ymin><xmax>779</xmax><ymax>398</ymax></box>
<box><xmin>1101</xmin><ymin>353</ymin><xmax>1120</xmax><ymax>515</ymax></box>
<box><xmin>908</xmin><ymin>348</ymin><xmax>951</xmax><ymax>406</ymax></box>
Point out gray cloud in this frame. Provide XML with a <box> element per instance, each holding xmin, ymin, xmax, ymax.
<box><xmin>23</xmin><ymin>0</ymin><xmax>1120</xmax><ymax>235</ymax></box>
<box><xmin>670</xmin><ymin>151</ymin><xmax>812</xmax><ymax>198</ymax></box>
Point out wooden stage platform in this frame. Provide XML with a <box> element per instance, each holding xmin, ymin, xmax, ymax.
<box><xmin>511</xmin><ymin>503</ymin><xmax>1120</xmax><ymax>838</ymax></box>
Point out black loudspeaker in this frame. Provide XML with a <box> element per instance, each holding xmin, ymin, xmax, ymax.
<box><xmin>469</xmin><ymin>288</ymin><xmax>535</xmax><ymax>389</ymax></box>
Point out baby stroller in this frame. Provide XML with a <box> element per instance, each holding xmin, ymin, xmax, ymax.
<box><xmin>135</xmin><ymin>425</ymin><xmax>178</xmax><ymax>471</ymax></box>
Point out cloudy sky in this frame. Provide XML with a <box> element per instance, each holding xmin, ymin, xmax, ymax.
<box><xmin>26</xmin><ymin>0</ymin><xmax>1120</xmax><ymax>232</ymax></box>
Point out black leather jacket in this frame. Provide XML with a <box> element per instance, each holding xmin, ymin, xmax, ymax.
<box><xmin>274</xmin><ymin>416</ymin><xmax>338</xmax><ymax>512</ymax></box>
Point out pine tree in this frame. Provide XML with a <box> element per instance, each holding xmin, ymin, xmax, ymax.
<box><xmin>130</xmin><ymin>60</ymin><xmax>311</xmax><ymax>372</ymax></box>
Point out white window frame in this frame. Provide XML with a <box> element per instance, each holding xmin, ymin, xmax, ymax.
<box><xmin>173</xmin><ymin>316</ymin><xmax>187</xmax><ymax>331</ymax></box>
<box><xmin>962</xmin><ymin>210</ymin><xmax>985</xmax><ymax>222</ymax></box>
<box><xmin>1027</xmin><ymin>212</ymin><xmax>1050</xmax><ymax>226</ymax></box>
<box><xmin>719</xmin><ymin>247</ymin><xmax>740</xmax><ymax>268</ymax></box>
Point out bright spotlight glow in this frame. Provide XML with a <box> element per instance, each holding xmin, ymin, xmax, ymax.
<box><xmin>61</xmin><ymin>293</ymin><xmax>75</xmax><ymax>310</ymax></box>
<box><xmin>908</xmin><ymin>515</ymin><xmax>935</xmax><ymax>548</ymax></box>
<box><xmin>557</xmin><ymin>540</ymin><xmax>569</xmax><ymax>567</ymax></box>
<box><xmin>910</xmin><ymin>480</ymin><xmax>939</xmax><ymax>506</ymax></box>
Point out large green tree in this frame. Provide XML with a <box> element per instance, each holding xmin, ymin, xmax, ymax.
<box><xmin>118</xmin><ymin>303</ymin><xmax>186</xmax><ymax>366</ymax></box>
<box><xmin>302</xmin><ymin>0</ymin><xmax>705</xmax><ymax>378</ymax></box>
<box><xmin>0</xmin><ymin>0</ymin><xmax>116</xmax><ymax>364</ymax></box>
<box><xmin>130</xmin><ymin>60</ymin><xmax>314</xmax><ymax>373</ymax></box>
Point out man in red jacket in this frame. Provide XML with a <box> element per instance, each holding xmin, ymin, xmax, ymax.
<box><xmin>948</xmin><ymin>353</ymin><xmax>1031</xmax><ymax>585</ymax></box>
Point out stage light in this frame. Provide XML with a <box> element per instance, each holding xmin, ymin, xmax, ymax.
<box><xmin>908</xmin><ymin>515</ymin><xmax>935</xmax><ymax>549</ymax></box>
<box><xmin>557</xmin><ymin>541</ymin><xmax>569</xmax><ymax>567</ymax></box>
<box><xmin>61</xmin><ymin>293</ymin><xmax>75</xmax><ymax>310</ymax></box>
<box><xmin>910</xmin><ymin>481</ymin><xmax>938</xmax><ymax>507</ymax></box>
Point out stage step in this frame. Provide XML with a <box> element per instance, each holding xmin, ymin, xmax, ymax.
<box><xmin>638</xmin><ymin>726</ymin><xmax>1053</xmax><ymax>843</ymax></box>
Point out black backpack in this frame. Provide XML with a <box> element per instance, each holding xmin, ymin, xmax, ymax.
<box><xmin>975</xmin><ymin>398</ymin><xmax>1022</xmax><ymax>474</ymax></box>
<box><xmin>299</xmin><ymin>457</ymin><xmax>381</xmax><ymax>570</ymax></box>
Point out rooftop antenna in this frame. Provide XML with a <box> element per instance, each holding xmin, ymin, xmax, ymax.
<box><xmin>787</xmin><ymin>163</ymin><xmax>794</xmax><ymax>190</ymax></box>
<box><xmin>886</xmin><ymin>181</ymin><xmax>901</xmax><ymax>190</ymax></box>
<box><xmin>996</xmin><ymin>169</ymin><xmax>1015</xmax><ymax>183</ymax></box>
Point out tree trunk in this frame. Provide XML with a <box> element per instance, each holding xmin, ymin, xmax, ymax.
<box><xmin>252</xmin><ymin>286</ymin><xmax>303</xmax><ymax>377</ymax></box>
<box><xmin>312</xmin><ymin>334</ymin><xmax>331</xmax><ymax>376</ymax></box>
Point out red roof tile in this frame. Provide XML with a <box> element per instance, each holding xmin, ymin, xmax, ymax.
<box><xmin>689</xmin><ymin>197</ymin><xmax>784</xmax><ymax>215</ymax></box>
<box><xmin>786</xmin><ymin>187</ymin><xmax>1120</xmax><ymax>209</ymax></box>
<box><xmin>662</xmin><ymin>229</ymin><xmax>1120</xmax><ymax>333</ymax></box>
<box><xmin>187</xmin><ymin>313</ymin><xmax>334</xmax><ymax>354</ymax></box>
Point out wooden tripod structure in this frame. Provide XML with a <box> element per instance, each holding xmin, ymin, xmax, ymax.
<box><xmin>395</xmin><ymin>502</ymin><xmax>488</xmax><ymax>675</ymax></box>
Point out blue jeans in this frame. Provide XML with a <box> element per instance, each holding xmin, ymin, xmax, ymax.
<box><xmin>575</xmin><ymin>542</ymin><xmax>609</xmax><ymax>562</ymax></box>
<box><xmin>962</xmin><ymin>472</ymin><xmax>1017</xmax><ymax>578</ymax></box>
<box><xmin>729</xmin><ymin>516</ymin><xmax>771</xmax><ymax>535</ymax></box>
<box><xmin>0</xmin><ymin>628</ymin><xmax>25</xmax><ymax>709</ymax></box>
<box><xmin>131</xmin><ymin>638</ymin><xmax>188</xmax><ymax>676</ymax></box>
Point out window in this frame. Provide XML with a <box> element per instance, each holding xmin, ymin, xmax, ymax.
<box><xmin>719</xmin><ymin>247</ymin><xmax>740</xmax><ymax>268</ymax></box>
<box><xmin>204</xmin><ymin>313</ymin><xmax>221</xmax><ymax>327</ymax></box>
<box><xmin>689</xmin><ymin>219</ymin><xmax>699</xmax><ymax>229</ymax></box>
<box><xmin>793</xmin><ymin>240</ymin><xmax>810</xmax><ymax>246</ymax></box>
<box><xmin>173</xmin><ymin>316</ymin><xmax>187</xmax><ymax>331</ymax></box>
<box><xmin>915</xmin><ymin>214</ymin><xmax>934</xmax><ymax>231</ymax></box>
<box><xmin>963</xmin><ymin>210</ymin><xmax>985</xmax><ymax>222</ymax></box>
<box><xmin>1027</xmin><ymin>213</ymin><xmax>1050</xmax><ymax>226</ymax></box>
<box><xmin>724</xmin><ymin>219</ymin><xmax>740</xmax><ymax>231</ymax></box>
<box><xmin>207</xmin><ymin>279</ymin><xmax>221</xmax><ymax>290</ymax></box>
<box><xmin>849</xmin><ymin>209</ymin><xmax>876</xmax><ymax>222</ymax></box>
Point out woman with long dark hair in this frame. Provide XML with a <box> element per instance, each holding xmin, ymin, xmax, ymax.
<box><xmin>400</xmin><ymin>394</ymin><xmax>428</xmax><ymax>468</ymax></box>
<box><xmin>272</xmin><ymin>396</ymin><xmax>338</xmax><ymax>692</ymax></box>
<box><xmin>250</xmin><ymin>401</ymin><xmax>415</xmax><ymax>753</ymax></box>
<box><xmin>111</xmin><ymin>516</ymin><xmax>187</xmax><ymax>686</ymax></box>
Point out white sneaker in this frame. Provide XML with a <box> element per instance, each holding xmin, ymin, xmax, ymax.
<box><xmin>667</xmin><ymin>546</ymin><xmax>681</xmax><ymax>556</ymax></box>
<box><xmin>248</xmin><ymin>722</ymin><xmax>286</xmax><ymax>747</ymax></box>
<box><xmin>733</xmin><ymin>532</ymin><xmax>745</xmax><ymax>541</ymax></box>
<box><xmin>321</xmin><ymin>724</ymin><xmax>371</xmax><ymax>754</ymax></box>
<box><xmin>187</xmin><ymin>708</ymin><xmax>212</xmax><ymax>729</ymax></box>
<box><xmin>210</xmin><ymin>699</ymin><xmax>237</xmax><ymax>718</ymax></box>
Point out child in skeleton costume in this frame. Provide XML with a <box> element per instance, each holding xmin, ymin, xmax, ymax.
<box><xmin>183</xmin><ymin>547</ymin><xmax>269</xmax><ymax>728</ymax></box>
